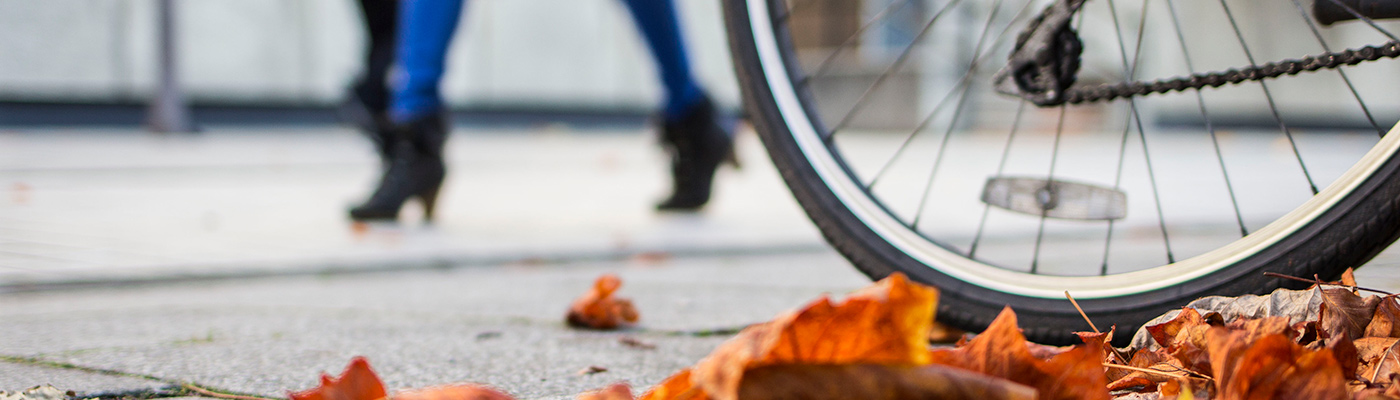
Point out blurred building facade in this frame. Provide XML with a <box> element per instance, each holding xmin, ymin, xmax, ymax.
<box><xmin>0</xmin><ymin>0</ymin><xmax>741</xmax><ymax>113</ymax></box>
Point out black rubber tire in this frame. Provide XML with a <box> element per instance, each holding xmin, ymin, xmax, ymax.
<box><xmin>722</xmin><ymin>0</ymin><xmax>1400</xmax><ymax>345</ymax></box>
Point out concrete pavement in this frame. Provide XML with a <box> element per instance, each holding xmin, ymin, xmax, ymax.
<box><xmin>10</xmin><ymin>123</ymin><xmax>1400</xmax><ymax>399</ymax></box>
<box><xmin>0</xmin><ymin>124</ymin><xmax>824</xmax><ymax>291</ymax></box>
<box><xmin>0</xmin><ymin>251</ymin><xmax>870</xmax><ymax>400</ymax></box>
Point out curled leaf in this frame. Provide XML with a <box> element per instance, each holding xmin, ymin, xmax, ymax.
<box><xmin>735</xmin><ymin>364</ymin><xmax>1036</xmax><ymax>400</ymax></box>
<box><xmin>392</xmin><ymin>385</ymin><xmax>513</xmax><ymax>400</ymax></box>
<box><xmin>638</xmin><ymin>369</ymin><xmax>708</xmax><ymax>400</ymax></box>
<box><xmin>1367</xmin><ymin>298</ymin><xmax>1400</xmax><ymax>338</ymax></box>
<box><xmin>1319</xmin><ymin>287</ymin><xmax>1381</xmax><ymax>341</ymax></box>
<box><xmin>289</xmin><ymin>357</ymin><xmax>387</xmax><ymax>400</ymax></box>
<box><xmin>688</xmin><ymin>273</ymin><xmax>939</xmax><ymax>400</ymax></box>
<box><xmin>566</xmin><ymin>274</ymin><xmax>639</xmax><ymax>330</ymax></box>
<box><xmin>1208</xmin><ymin>331</ymin><xmax>1348</xmax><ymax>400</ymax></box>
<box><xmin>578</xmin><ymin>383</ymin><xmax>633</xmax><ymax>400</ymax></box>
<box><xmin>928</xmin><ymin>307</ymin><xmax>1110</xmax><ymax>400</ymax></box>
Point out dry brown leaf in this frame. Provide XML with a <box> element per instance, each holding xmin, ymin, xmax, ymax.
<box><xmin>288</xmin><ymin>357</ymin><xmax>388</xmax><ymax>400</ymax></box>
<box><xmin>928</xmin><ymin>307</ymin><xmax>1110</xmax><ymax>400</ymax></box>
<box><xmin>1342</xmin><ymin>268</ymin><xmax>1359</xmax><ymax>288</ymax></box>
<box><xmin>392</xmin><ymin>385</ymin><xmax>513</xmax><ymax>400</ymax></box>
<box><xmin>1357</xmin><ymin>337</ymin><xmax>1400</xmax><ymax>384</ymax></box>
<box><xmin>687</xmin><ymin>273</ymin><xmax>939</xmax><ymax>400</ymax></box>
<box><xmin>929</xmin><ymin>320</ymin><xmax>967</xmax><ymax>344</ymax></box>
<box><xmin>1320</xmin><ymin>287</ymin><xmax>1382</xmax><ymax>341</ymax></box>
<box><xmin>735</xmin><ymin>364</ymin><xmax>1037</xmax><ymax>400</ymax></box>
<box><xmin>1147</xmin><ymin>308</ymin><xmax>1206</xmax><ymax>349</ymax></box>
<box><xmin>566</xmin><ymin>274</ymin><xmax>639</xmax><ymax>330</ymax></box>
<box><xmin>1367</xmin><ymin>298</ymin><xmax>1400</xmax><ymax>338</ymax></box>
<box><xmin>578</xmin><ymin>383</ymin><xmax>633</xmax><ymax>400</ymax></box>
<box><xmin>1106</xmin><ymin>348</ymin><xmax>1182</xmax><ymax>392</ymax></box>
<box><xmin>1207</xmin><ymin>330</ymin><xmax>1348</xmax><ymax>400</ymax></box>
<box><xmin>638</xmin><ymin>369</ymin><xmax>709</xmax><ymax>400</ymax></box>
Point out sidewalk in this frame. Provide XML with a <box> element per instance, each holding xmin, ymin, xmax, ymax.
<box><xmin>0</xmin><ymin>124</ymin><xmax>825</xmax><ymax>292</ymax></box>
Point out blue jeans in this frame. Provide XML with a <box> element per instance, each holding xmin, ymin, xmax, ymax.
<box><xmin>390</xmin><ymin>0</ymin><xmax>705</xmax><ymax>123</ymax></box>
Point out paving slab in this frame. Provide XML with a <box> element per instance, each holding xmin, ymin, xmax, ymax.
<box><xmin>0</xmin><ymin>126</ymin><xmax>824</xmax><ymax>291</ymax></box>
<box><xmin>0</xmin><ymin>251</ymin><xmax>870</xmax><ymax>400</ymax></box>
<box><xmin>0</xmin><ymin>361</ymin><xmax>170</xmax><ymax>396</ymax></box>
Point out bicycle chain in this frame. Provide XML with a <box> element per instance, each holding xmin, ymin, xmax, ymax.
<box><xmin>1059</xmin><ymin>40</ymin><xmax>1400</xmax><ymax>105</ymax></box>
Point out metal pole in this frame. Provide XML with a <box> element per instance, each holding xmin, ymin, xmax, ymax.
<box><xmin>147</xmin><ymin>0</ymin><xmax>194</xmax><ymax>133</ymax></box>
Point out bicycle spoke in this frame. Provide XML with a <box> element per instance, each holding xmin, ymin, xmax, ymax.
<box><xmin>1218</xmin><ymin>0</ymin><xmax>1319</xmax><ymax>194</ymax></box>
<box><xmin>800</xmin><ymin>0</ymin><xmax>919</xmax><ymax>86</ymax></box>
<box><xmin>1030</xmin><ymin>106</ymin><xmax>1070</xmax><ymax>274</ymax></box>
<box><xmin>1164</xmin><ymin>0</ymin><xmax>1249</xmax><ymax>239</ymax></box>
<box><xmin>867</xmin><ymin>0</ymin><xmax>1038</xmax><ymax>188</ymax></box>
<box><xmin>908</xmin><ymin>0</ymin><xmax>1013</xmax><ymax>229</ymax></box>
<box><xmin>1099</xmin><ymin>0</ymin><xmax>1176</xmax><ymax>269</ymax></box>
<box><xmin>1288</xmin><ymin>0</ymin><xmax>1385</xmax><ymax>137</ymax></box>
<box><xmin>825</xmin><ymin>0</ymin><xmax>966</xmax><ymax>140</ymax></box>
<box><xmin>968</xmin><ymin>100</ymin><xmax>1029</xmax><ymax>259</ymax></box>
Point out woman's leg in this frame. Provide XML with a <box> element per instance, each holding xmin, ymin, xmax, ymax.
<box><xmin>352</xmin><ymin>0</ymin><xmax>398</xmax><ymax>113</ymax></box>
<box><xmin>619</xmin><ymin>0</ymin><xmax>734</xmax><ymax>211</ymax></box>
<box><xmin>390</xmin><ymin>0</ymin><xmax>467</xmax><ymax>123</ymax></box>
<box><xmin>618</xmin><ymin>0</ymin><xmax>705</xmax><ymax>120</ymax></box>
<box><xmin>350</xmin><ymin>0</ymin><xmax>465</xmax><ymax>222</ymax></box>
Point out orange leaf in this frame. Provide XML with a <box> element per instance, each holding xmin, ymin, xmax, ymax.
<box><xmin>1207</xmin><ymin>330</ymin><xmax>1348</xmax><ymax>400</ymax></box>
<box><xmin>688</xmin><ymin>273</ymin><xmax>939</xmax><ymax>400</ymax></box>
<box><xmin>578</xmin><ymin>383</ymin><xmax>633</xmax><ymax>400</ymax></box>
<box><xmin>1357</xmin><ymin>337</ymin><xmax>1400</xmax><ymax>384</ymax></box>
<box><xmin>1367</xmin><ymin>298</ymin><xmax>1400</xmax><ymax>338</ymax></box>
<box><xmin>392</xmin><ymin>385</ymin><xmax>513</xmax><ymax>400</ymax></box>
<box><xmin>735</xmin><ymin>364</ymin><xmax>1036</xmax><ymax>400</ymax></box>
<box><xmin>928</xmin><ymin>307</ymin><xmax>1109</xmax><ymax>400</ymax></box>
<box><xmin>289</xmin><ymin>357</ymin><xmax>388</xmax><ymax>400</ymax></box>
<box><xmin>639</xmin><ymin>369</ymin><xmax>709</xmax><ymax>400</ymax></box>
<box><xmin>1147</xmin><ymin>308</ymin><xmax>1206</xmax><ymax>349</ymax></box>
<box><xmin>1106</xmin><ymin>348</ymin><xmax>1179</xmax><ymax>392</ymax></box>
<box><xmin>566</xmin><ymin>274</ymin><xmax>639</xmax><ymax>330</ymax></box>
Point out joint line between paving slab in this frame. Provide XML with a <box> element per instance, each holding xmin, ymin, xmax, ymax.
<box><xmin>0</xmin><ymin>355</ymin><xmax>281</xmax><ymax>400</ymax></box>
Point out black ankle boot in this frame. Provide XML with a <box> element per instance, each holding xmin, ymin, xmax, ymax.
<box><xmin>339</xmin><ymin>87</ymin><xmax>397</xmax><ymax>165</ymax></box>
<box><xmin>349</xmin><ymin>113</ymin><xmax>449</xmax><ymax>222</ymax></box>
<box><xmin>656</xmin><ymin>97</ymin><xmax>735</xmax><ymax>211</ymax></box>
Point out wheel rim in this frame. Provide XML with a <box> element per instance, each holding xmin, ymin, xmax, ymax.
<box><xmin>745</xmin><ymin>0</ymin><xmax>1400</xmax><ymax>298</ymax></box>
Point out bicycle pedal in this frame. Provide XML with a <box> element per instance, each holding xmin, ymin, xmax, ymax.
<box><xmin>981</xmin><ymin>177</ymin><xmax>1127</xmax><ymax>221</ymax></box>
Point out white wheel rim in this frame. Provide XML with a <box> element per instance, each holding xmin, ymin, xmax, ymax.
<box><xmin>745</xmin><ymin>0</ymin><xmax>1400</xmax><ymax>299</ymax></box>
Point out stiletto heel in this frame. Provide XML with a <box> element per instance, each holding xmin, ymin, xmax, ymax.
<box><xmin>418</xmin><ymin>185</ymin><xmax>441</xmax><ymax>221</ymax></box>
<box><xmin>349</xmin><ymin>112</ymin><xmax>448</xmax><ymax>222</ymax></box>
<box><xmin>656</xmin><ymin>96</ymin><xmax>734</xmax><ymax>211</ymax></box>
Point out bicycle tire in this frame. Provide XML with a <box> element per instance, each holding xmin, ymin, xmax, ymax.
<box><xmin>723</xmin><ymin>0</ymin><xmax>1400</xmax><ymax>345</ymax></box>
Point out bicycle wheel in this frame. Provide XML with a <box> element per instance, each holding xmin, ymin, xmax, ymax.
<box><xmin>725</xmin><ymin>0</ymin><xmax>1400</xmax><ymax>344</ymax></box>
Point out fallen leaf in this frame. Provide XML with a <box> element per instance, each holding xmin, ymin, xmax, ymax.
<box><xmin>289</xmin><ymin>357</ymin><xmax>387</xmax><ymax>400</ymax></box>
<box><xmin>577</xmin><ymin>365</ymin><xmax>608</xmax><ymax>375</ymax></box>
<box><xmin>1127</xmin><ymin>287</ymin><xmax>1323</xmax><ymax>351</ymax></box>
<box><xmin>928</xmin><ymin>307</ymin><xmax>1109</xmax><ymax>400</ymax></box>
<box><xmin>735</xmin><ymin>364</ymin><xmax>1036</xmax><ymax>400</ymax></box>
<box><xmin>1106</xmin><ymin>348</ymin><xmax>1182</xmax><ymax>392</ymax></box>
<box><xmin>1342</xmin><ymin>268</ymin><xmax>1359</xmax><ymax>288</ymax></box>
<box><xmin>1320</xmin><ymin>287</ymin><xmax>1382</xmax><ymax>341</ymax></box>
<box><xmin>566</xmin><ymin>274</ymin><xmax>640</xmax><ymax>330</ymax></box>
<box><xmin>1357</xmin><ymin>337</ymin><xmax>1400</xmax><ymax>384</ymax></box>
<box><xmin>620</xmin><ymin>336</ymin><xmax>657</xmax><ymax>350</ymax></box>
<box><xmin>638</xmin><ymin>369</ymin><xmax>708</xmax><ymax>400</ymax></box>
<box><xmin>579</xmin><ymin>383</ymin><xmax>633</xmax><ymax>400</ymax></box>
<box><xmin>1368</xmin><ymin>298</ymin><xmax>1400</xmax><ymax>338</ymax></box>
<box><xmin>393</xmin><ymin>385</ymin><xmax>514</xmax><ymax>400</ymax></box>
<box><xmin>1207</xmin><ymin>330</ymin><xmax>1348</xmax><ymax>400</ymax></box>
<box><xmin>687</xmin><ymin>273</ymin><xmax>939</xmax><ymax>400</ymax></box>
<box><xmin>0</xmin><ymin>385</ymin><xmax>68</xmax><ymax>400</ymax></box>
<box><xmin>929</xmin><ymin>320</ymin><xmax>967</xmax><ymax>344</ymax></box>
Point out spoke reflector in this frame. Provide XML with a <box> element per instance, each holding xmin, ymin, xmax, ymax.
<box><xmin>981</xmin><ymin>177</ymin><xmax>1128</xmax><ymax>221</ymax></box>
